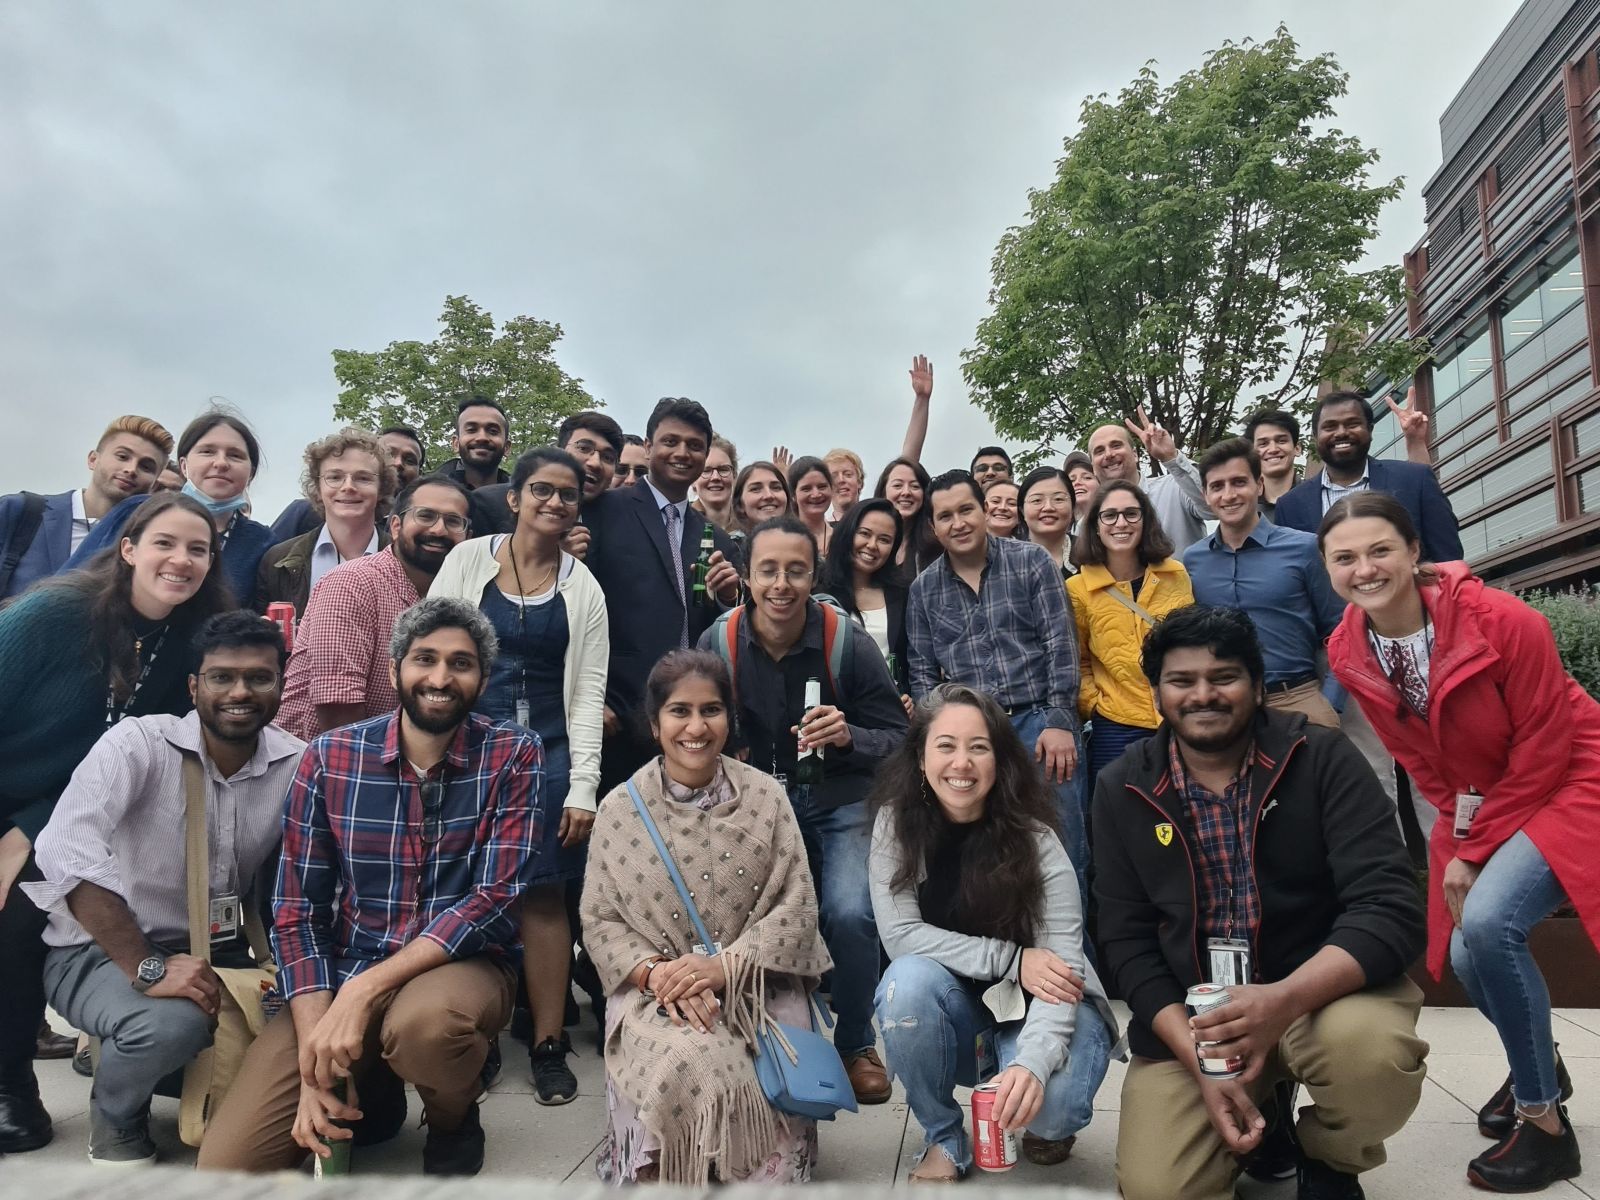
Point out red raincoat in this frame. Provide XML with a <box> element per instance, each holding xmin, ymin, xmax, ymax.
<box><xmin>1326</xmin><ymin>562</ymin><xmax>1600</xmax><ymax>978</ymax></box>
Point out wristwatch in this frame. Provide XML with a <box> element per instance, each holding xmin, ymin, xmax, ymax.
<box><xmin>132</xmin><ymin>955</ymin><xmax>167</xmax><ymax>994</ymax></box>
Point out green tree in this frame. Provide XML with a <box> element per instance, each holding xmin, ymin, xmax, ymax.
<box><xmin>332</xmin><ymin>294</ymin><xmax>596</xmax><ymax>467</ymax></box>
<box><xmin>963</xmin><ymin>27</ymin><xmax>1426</xmax><ymax>457</ymax></box>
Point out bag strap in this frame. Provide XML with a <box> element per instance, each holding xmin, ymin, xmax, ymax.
<box><xmin>182</xmin><ymin>750</ymin><xmax>272</xmax><ymax>966</ymax></box>
<box><xmin>1105</xmin><ymin>583</ymin><xmax>1158</xmax><ymax>626</ymax></box>
<box><xmin>0</xmin><ymin>491</ymin><xmax>47</xmax><ymax>596</ymax></box>
<box><xmin>627</xmin><ymin>780</ymin><xmax>717</xmax><ymax>951</ymax></box>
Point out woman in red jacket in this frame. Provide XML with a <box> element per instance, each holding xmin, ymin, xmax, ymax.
<box><xmin>1320</xmin><ymin>492</ymin><xmax>1600</xmax><ymax>1193</ymax></box>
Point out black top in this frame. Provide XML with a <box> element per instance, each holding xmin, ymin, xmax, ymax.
<box><xmin>918</xmin><ymin>820</ymin><xmax>978</xmax><ymax>935</ymax></box>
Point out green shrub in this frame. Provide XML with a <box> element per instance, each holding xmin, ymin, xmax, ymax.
<box><xmin>1524</xmin><ymin>589</ymin><xmax>1600</xmax><ymax>698</ymax></box>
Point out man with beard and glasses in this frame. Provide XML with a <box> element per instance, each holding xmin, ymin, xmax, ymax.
<box><xmin>198</xmin><ymin>597</ymin><xmax>539</xmax><ymax>1178</ymax></box>
<box><xmin>472</xmin><ymin>410</ymin><xmax>624</xmax><ymax>547</ymax></box>
<box><xmin>276</xmin><ymin>478</ymin><xmax>472</xmax><ymax>741</ymax></box>
<box><xmin>1271</xmin><ymin>391</ymin><xmax>1462</xmax><ymax>563</ymax></box>
<box><xmin>1093</xmin><ymin>606</ymin><xmax>1427</xmax><ymax>1200</ymax></box>
<box><xmin>22</xmin><ymin>613</ymin><xmax>304</xmax><ymax>1166</ymax></box>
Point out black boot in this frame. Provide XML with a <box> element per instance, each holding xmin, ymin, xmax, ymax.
<box><xmin>0</xmin><ymin>1067</ymin><xmax>53</xmax><ymax>1153</ymax></box>
<box><xmin>1479</xmin><ymin>1051</ymin><xmax>1574</xmax><ymax>1139</ymax></box>
<box><xmin>1468</xmin><ymin>1108</ymin><xmax>1581</xmax><ymax>1193</ymax></box>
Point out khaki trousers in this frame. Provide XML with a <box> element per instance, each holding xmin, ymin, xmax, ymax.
<box><xmin>1265</xmin><ymin>681</ymin><xmax>1340</xmax><ymax>729</ymax></box>
<box><xmin>1116</xmin><ymin>978</ymin><xmax>1427</xmax><ymax>1200</ymax></box>
<box><xmin>196</xmin><ymin>957</ymin><xmax>514</xmax><ymax>1172</ymax></box>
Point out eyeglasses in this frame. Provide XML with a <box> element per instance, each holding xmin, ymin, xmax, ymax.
<box><xmin>1025</xmin><ymin>493</ymin><xmax>1072</xmax><ymax>508</ymax></box>
<box><xmin>420</xmin><ymin>779</ymin><xmax>445</xmax><ymax>849</ymax></box>
<box><xmin>752</xmin><ymin>564</ymin><xmax>814</xmax><ymax>585</ymax></box>
<box><xmin>526</xmin><ymin>482</ymin><xmax>580</xmax><ymax>506</ymax></box>
<box><xmin>1098</xmin><ymin>507</ymin><xmax>1144</xmax><ymax>526</ymax></box>
<box><xmin>701</xmin><ymin>466</ymin><xmax>735</xmax><ymax>479</ymax></box>
<box><xmin>198</xmin><ymin>669</ymin><xmax>280</xmax><ymax>692</ymax></box>
<box><xmin>403</xmin><ymin>506</ymin><xmax>470</xmax><ymax>533</ymax></box>
<box><xmin>617</xmin><ymin>465</ymin><xmax>650</xmax><ymax>480</ymax></box>
<box><xmin>321</xmin><ymin>471</ymin><xmax>379</xmax><ymax>489</ymax></box>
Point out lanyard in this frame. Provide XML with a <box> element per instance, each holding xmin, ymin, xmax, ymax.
<box><xmin>106</xmin><ymin>626</ymin><xmax>169</xmax><ymax>727</ymax></box>
<box><xmin>216</xmin><ymin>510</ymin><xmax>240</xmax><ymax>555</ymax></box>
<box><xmin>505</xmin><ymin>538</ymin><xmax>557</xmax><ymax>704</ymax></box>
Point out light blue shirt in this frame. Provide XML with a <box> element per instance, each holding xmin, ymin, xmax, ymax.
<box><xmin>309</xmin><ymin>523</ymin><xmax>380</xmax><ymax>596</ymax></box>
<box><xmin>1181</xmin><ymin>519</ymin><xmax>1346</xmax><ymax>703</ymax></box>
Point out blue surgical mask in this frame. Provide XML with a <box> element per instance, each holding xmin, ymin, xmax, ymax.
<box><xmin>180</xmin><ymin>479</ymin><xmax>249</xmax><ymax>517</ymax></box>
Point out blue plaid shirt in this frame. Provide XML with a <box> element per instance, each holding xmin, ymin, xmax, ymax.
<box><xmin>906</xmin><ymin>536</ymin><xmax>1080</xmax><ymax>733</ymax></box>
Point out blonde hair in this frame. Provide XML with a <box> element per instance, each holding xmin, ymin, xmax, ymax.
<box><xmin>824</xmin><ymin>448</ymin><xmax>864</xmax><ymax>481</ymax></box>
<box><xmin>709</xmin><ymin>434</ymin><xmax>739</xmax><ymax>473</ymax></box>
<box><xmin>300</xmin><ymin>427</ymin><xmax>399</xmax><ymax>514</ymax></box>
<box><xmin>99</xmin><ymin>415</ymin><xmax>174</xmax><ymax>458</ymax></box>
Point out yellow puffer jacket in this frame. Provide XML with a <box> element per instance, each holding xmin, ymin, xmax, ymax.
<box><xmin>1066</xmin><ymin>558</ymin><xmax>1194</xmax><ymax>728</ymax></box>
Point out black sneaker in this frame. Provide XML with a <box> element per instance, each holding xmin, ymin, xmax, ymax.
<box><xmin>530</xmin><ymin>1033</ymin><xmax>577</xmax><ymax>1105</ymax></box>
<box><xmin>87</xmin><ymin>1104</ymin><xmax>156</xmax><ymax>1168</ymax></box>
<box><xmin>1468</xmin><ymin>1108</ymin><xmax>1582</xmax><ymax>1193</ymax></box>
<box><xmin>1479</xmin><ymin>1051</ymin><xmax>1574</xmax><ymax>1139</ymax></box>
<box><xmin>422</xmin><ymin>1103</ymin><xmax>485</xmax><ymax>1177</ymax></box>
<box><xmin>1243</xmin><ymin>1080</ymin><xmax>1300</xmax><ymax>1181</ymax></box>
<box><xmin>1297</xmin><ymin>1153</ymin><xmax>1364</xmax><ymax>1200</ymax></box>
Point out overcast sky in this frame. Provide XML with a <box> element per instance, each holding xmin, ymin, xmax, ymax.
<box><xmin>1</xmin><ymin>0</ymin><xmax>1521</xmax><ymax>518</ymax></box>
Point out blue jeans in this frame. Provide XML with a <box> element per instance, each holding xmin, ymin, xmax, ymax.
<box><xmin>789</xmin><ymin>787</ymin><xmax>878</xmax><ymax>1056</ymax></box>
<box><xmin>1450</xmin><ymin>830</ymin><xmax>1568</xmax><ymax>1107</ymax></box>
<box><xmin>875</xmin><ymin>954</ymin><xmax>1112</xmax><ymax>1173</ymax></box>
<box><xmin>1009</xmin><ymin>709</ymin><xmax>1088</xmax><ymax>907</ymax></box>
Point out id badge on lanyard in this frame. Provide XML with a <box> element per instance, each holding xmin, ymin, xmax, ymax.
<box><xmin>1454</xmin><ymin>790</ymin><xmax>1483</xmax><ymax>839</ymax></box>
<box><xmin>1206</xmin><ymin>937</ymin><xmax>1251</xmax><ymax>987</ymax></box>
<box><xmin>209</xmin><ymin>893</ymin><xmax>241</xmax><ymax>946</ymax></box>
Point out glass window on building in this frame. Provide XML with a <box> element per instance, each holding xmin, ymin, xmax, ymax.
<box><xmin>1501</xmin><ymin>244</ymin><xmax>1585</xmax><ymax>391</ymax></box>
<box><xmin>1430</xmin><ymin>324</ymin><xmax>1494</xmax><ymax>439</ymax></box>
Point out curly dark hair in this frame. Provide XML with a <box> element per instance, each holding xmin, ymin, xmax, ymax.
<box><xmin>869</xmin><ymin>683</ymin><xmax>1056</xmax><ymax>944</ymax></box>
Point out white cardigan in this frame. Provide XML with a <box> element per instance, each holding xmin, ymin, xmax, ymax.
<box><xmin>430</xmin><ymin>536</ymin><xmax>610</xmax><ymax>813</ymax></box>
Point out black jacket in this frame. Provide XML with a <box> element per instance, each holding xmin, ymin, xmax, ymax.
<box><xmin>1091</xmin><ymin>709</ymin><xmax>1424</xmax><ymax>1062</ymax></box>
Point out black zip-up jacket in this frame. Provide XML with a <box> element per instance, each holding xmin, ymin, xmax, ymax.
<box><xmin>1091</xmin><ymin>709</ymin><xmax>1425</xmax><ymax>1062</ymax></box>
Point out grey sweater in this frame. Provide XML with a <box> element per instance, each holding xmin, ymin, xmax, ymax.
<box><xmin>869</xmin><ymin>809</ymin><xmax>1118</xmax><ymax>1085</ymax></box>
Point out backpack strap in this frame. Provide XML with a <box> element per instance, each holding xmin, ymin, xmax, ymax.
<box><xmin>0</xmin><ymin>492</ymin><xmax>48</xmax><ymax>597</ymax></box>
<box><xmin>709</xmin><ymin>607</ymin><xmax>742</xmax><ymax>709</ymax></box>
<box><xmin>818</xmin><ymin>601</ymin><xmax>850</xmax><ymax>698</ymax></box>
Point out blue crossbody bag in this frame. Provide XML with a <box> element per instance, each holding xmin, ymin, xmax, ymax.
<box><xmin>627</xmin><ymin>781</ymin><xmax>858</xmax><ymax>1120</ymax></box>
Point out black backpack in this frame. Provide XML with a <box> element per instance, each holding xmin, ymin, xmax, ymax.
<box><xmin>0</xmin><ymin>492</ymin><xmax>49</xmax><ymax>597</ymax></box>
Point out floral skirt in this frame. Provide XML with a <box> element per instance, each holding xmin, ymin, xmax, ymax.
<box><xmin>594</xmin><ymin>973</ymin><xmax>819</xmax><ymax>1184</ymax></box>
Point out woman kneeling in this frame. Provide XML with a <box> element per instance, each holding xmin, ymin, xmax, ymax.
<box><xmin>870</xmin><ymin>683</ymin><xmax>1116</xmax><ymax>1182</ymax></box>
<box><xmin>581</xmin><ymin>650</ymin><xmax>832</xmax><ymax>1185</ymax></box>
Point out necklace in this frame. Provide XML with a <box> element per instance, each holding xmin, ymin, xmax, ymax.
<box><xmin>506</xmin><ymin>538</ymin><xmax>558</xmax><ymax>606</ymax></box>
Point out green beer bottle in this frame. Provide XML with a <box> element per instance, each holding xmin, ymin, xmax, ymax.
<box><xmin>691</xmin><ymin>526</ymin><xmax>714</xmax><ymax>604</ymax></box>
<box><xmin>315</xmin><ymin>1076</ymin><xmax>352</xmax><ymax>1178</ymax></box>
<box><xmin>794</xmin><ymin>677</ymin><xmax>826</xmax><ymax>786</ymax></box>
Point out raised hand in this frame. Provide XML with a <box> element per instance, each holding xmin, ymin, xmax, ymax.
<box><xmin>770</xmin><ymin>446</ymin><xmax>794</xmax><ymax>474</ymax></box>
<box><xmin>1124</xmin><ymin>405</ymin><xmax>1178</xmax><ymax>463</ymax></box>
<box><xmin>909</xmin><ymin>355</ymin><xmax>933</xmax><ymax>403</ymax></box>
<box><xmin>1388</xmin><ymin>387</ymin><xmax>1430</xmax><ymax>442</ymax></box>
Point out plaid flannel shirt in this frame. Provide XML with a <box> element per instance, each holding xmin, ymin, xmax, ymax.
<box><xmin>272</xmin><ymin>710</ymin><xmax>542</xmax><ymax>1000</ymax></box>
<box><xmin>905</xmin><ymin>536</ymin><xmax>1080</xmax><ymax>733</ymax></box>
<box><xmin>1167</xmin><ymin>737</ymin><xmax>1261</xmax><ymax>949</ymax></box>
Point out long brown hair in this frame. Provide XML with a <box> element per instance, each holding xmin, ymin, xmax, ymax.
<box><xmin>869</xmin><ymin>684</ymin><xmax>1056</xmax><ymax>944</ymax></box>
<box><xmin>1073</xmin><ymin>480</ymin><xmax>1174</xmax><ymax>568</ymax></box>
<box><xmin>33</xmin><ymin>493</ymin><xmax>235</xmax><ymax>699</ymax></box>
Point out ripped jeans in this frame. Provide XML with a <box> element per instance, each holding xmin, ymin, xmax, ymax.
<box><xmin>874</xmin><ymin>954</ymin><xmax>1112</xmax><ymax>1173</ymax></box>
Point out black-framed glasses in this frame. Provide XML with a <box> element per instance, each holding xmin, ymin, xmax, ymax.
<box><xmin>404</xmin><ymin>507</ymin><xmax>470</xmax><ymax>534</ymax></box>
<box><xmin>1098</xmin><ymin>507</ymin><xmax>1144</xmax><ymax>526</ymax></box>
<box><xmin>526</xmin><ymin>481</ymin><xmax>580</xmax><ymax>506</ymax></box>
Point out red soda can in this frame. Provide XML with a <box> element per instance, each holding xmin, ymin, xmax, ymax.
<box><xmin>1187</xmin><ymin>983</ymin><xmax>1243</xmax><ymax>1079</ymax></box>
<box><xmin>265</xmin><ymin>602</ymin><xmax>296</xmax><ymax>654</ymax></box>
<box><xmin>970</xmin><ymin>1082</ymin><xmax>1017</xmax><ymax>1172</ymax></box>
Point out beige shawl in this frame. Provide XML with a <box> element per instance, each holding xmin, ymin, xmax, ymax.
<box><xmin>580</xmin><ymin>756</ymin><xmax>831</xmax><ymax>1184</ymax></box>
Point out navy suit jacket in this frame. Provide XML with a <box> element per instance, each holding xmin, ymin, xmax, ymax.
<box><xmin>583</xmin><ymin>481</ymin><xmax>739</xmax><ymax>719</ymax></box>
<box><xmin>1273</xmin><ymin>457</ymin><xmax>1464</xmax><ymax>564</ymax></box>
<box><xmin>0</xmin><ymin>489</ymin><xmax>74</xmax><ymax>599</ymax></box>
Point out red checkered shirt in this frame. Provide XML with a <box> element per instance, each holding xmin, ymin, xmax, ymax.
<box><xmin>277</xmin><ymin>547</ymin><xmax>419</xmax><ymax>742</ymax></box>
<box><xmin>1167</xmin><ymin>737</ymin><xmax>1262</xmax><ymax>950</ymax></box>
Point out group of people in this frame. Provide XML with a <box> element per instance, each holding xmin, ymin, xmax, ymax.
<box><xmin>0</xmin><ymin>359</ymin><xmax>1596</xmax><ymax>1200</ymax></box>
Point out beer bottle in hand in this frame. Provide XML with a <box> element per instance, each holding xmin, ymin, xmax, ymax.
<box><xmin>794</xmin><ymin>677</ymin><xmax>826</xmax><ymax>785</ymax></box>
<box><xmin>314</xmin><ymin>1076</ymin><xmax>352</xmax><ymax>1178</ymax></box>
<box><xmin>691</xmin><ymin>526</ymin><xmax>714</xmax><ymax>604</ymax></box>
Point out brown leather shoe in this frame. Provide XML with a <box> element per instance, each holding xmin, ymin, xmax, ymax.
<box><xmin>845</xmin><ymin>1049</ymin><xmax>892</xmax><ymax>1104</ymax></box>
<box><xmin>34</xmin><ymin>1022</ymin><xmax>75</xmax><ymax>1061</ymax></box>
<box><xmin>1022</xmin><ymin>1132</ymin><xmax>1075</xmax><ymax>1165</ymax></box>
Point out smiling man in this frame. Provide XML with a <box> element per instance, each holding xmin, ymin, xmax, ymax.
<box><xmin>1087</xmin><ymin>408</ymin><xmax>1212</xmax><ymax>553</ymax></box>
<box><xmin>1183</xmin><ymin>440</ymin><xmax>1345</xmax><ymax>729</ymax></box>
<box><xmin>23</xmin><ymin>613</ymin><xmax>304</xmax><ymax>1166</ymax></box>
<box><xmin>905</xmin><ymin>470</ymin><xmax>1088</xmax><ymax>888</ymax></box>
<box><xmin>1093</xmin><ymin>606</ymin><xmax>1426</xmax><ymax>1200</ymax></box>
<box><xmin>199</xmin><ymin>597</ymin><xmax>540</xmax><ymax>1178</ymax></box>
<box><xmin>0</xmin><ymin>415</ymin><xmax>173</xmax><ymax>599</ymax></box>
<box><xmin>698</xmin><ymin>514</ymin><xmax>907</xmax><ymax>1106</ymax></box>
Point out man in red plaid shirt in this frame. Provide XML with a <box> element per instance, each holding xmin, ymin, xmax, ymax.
<box><xmin>199</xmin><ymin>597</ymin><xmax>541</xmax><ymax>1178</ymax></box>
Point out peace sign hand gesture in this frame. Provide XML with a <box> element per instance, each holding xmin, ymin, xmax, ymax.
<box><xmin>1124</xmin><ymin>405</ymin><xmax>1178</xmax><ymax>464</ymax></box>
<box><xmin>1387</xmin><ymin>387</ymin><xmax>1430</xmax><ymax>441</ymax></box>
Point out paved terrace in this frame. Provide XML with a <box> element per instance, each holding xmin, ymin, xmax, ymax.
<box><xmin>16</xmin><ymin>1005</ymin><xmax>1600</xmax><ymax>1197</ymax></box>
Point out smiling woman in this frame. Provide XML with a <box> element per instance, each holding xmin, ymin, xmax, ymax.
<box><xmin>0</xmin><ymin>491</ymin><xmax>235</xmax><ymax>1147</ymax></box>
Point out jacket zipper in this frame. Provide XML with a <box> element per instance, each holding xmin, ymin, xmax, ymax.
<box><xmin>1245</xmin><ymin>735</ymin><xmax>1305</xmax><ymax>976</ymax></box>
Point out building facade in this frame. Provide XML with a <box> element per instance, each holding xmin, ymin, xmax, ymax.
<box><xmin>1370</xmin><ymin>0</ymin><xmax>1600</xmax><ymax>590</ymax></box>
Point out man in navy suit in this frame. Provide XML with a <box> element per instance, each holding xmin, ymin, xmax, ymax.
<box><xmin>0</xmin><ymin>416</ymin><xmax>172</xmax><ymax>599</ymax></box>
<box><xmin>1272</xmin><ymin>391</ymin><xmax>1464</xmax><ymax>563</ymax></box>
<box><xmin>583</xmin><ymin>397</ymin><xmax>741</xmax><ymax>790</ymax></box>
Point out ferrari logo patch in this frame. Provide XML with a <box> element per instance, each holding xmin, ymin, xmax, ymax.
<box><xmin>1154</xmin><ymin>823</ymin><xmax>1174</xmax><ymax>847</ymax></box>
